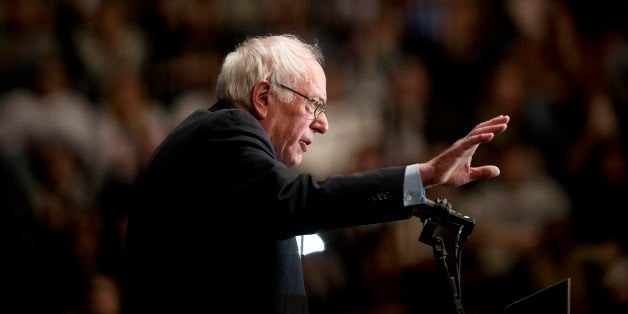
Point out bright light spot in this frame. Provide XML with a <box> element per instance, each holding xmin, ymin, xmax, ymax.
<box><xmin>296</xmin><ymin>234</ymin><xmax>325</xmax><ymax>255</ymax></box>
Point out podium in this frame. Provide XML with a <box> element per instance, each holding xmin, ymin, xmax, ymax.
<box><xmin>504</xmin><ymin>278</ymin><xmax>571</xmax><ymax>314</ymax></box>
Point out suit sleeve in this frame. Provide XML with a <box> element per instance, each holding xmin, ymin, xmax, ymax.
<box><xmin>125</xmin><ymin>107</ymin><xmax>410</xmax><ymax>312</ymax></box>
<box><xmin>211</xmin><ymin>110</ymin><xmax>414</xmax><ymax>239</ymax></box>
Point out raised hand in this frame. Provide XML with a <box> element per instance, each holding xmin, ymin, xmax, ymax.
<box><xmin>419</xmin><ymin>115</ymin><xmax>510</xmax><ymax>188</ymax></box>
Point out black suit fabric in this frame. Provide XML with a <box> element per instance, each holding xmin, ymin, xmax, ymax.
<box><xmin>121</xmin><ymin>100</ymin><xmax>413</xmax><ymax>313</ymax></box>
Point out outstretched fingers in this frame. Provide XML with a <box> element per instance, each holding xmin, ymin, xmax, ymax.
<box><xmin>425</xmin><ymin>115</ymin><xmax>510</xmax><ymax>187</ymax></box>
<box><xmin>470</xmin><ymin>115</ymin><xmax>510</xmax><ymax>135</ymax></box>
<box><xmin>476</xmin><ymin>115</ymin><xmax>510</xmax><ymax>128</ymax></box>
<box><xmin>464</xmin><ymin>116</ymin><xmax>509</xmax><ymax>181</ymax></box>
<box><xmin>460</xmin><ymin>133</ymin><xmax>495</xmax><ymax>150</ymax></box>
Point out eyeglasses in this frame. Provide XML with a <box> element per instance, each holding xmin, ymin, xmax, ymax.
<box><xmin>275</xmin><ymin>83</ymin><xmax>326</xmax><ymax>120</ymax></box>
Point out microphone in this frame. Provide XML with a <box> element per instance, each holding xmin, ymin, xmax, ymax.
<box><xmin>413</xmin><ymin>197</ymin><xmax>475</xmax><ymax>242</ymax></box>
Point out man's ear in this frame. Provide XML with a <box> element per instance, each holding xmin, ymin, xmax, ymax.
<box><xmin>250</xmin><ymin>81</ymin><xmax>272</xmax><ymax>119</ymax></box>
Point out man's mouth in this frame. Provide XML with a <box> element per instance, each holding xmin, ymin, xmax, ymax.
<box><xmin>299</xmin><ymin>139</ymin><xmax>311</xmax><ymax>152</ymax></box>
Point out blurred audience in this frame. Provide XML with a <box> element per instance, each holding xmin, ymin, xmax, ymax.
<box><xmin>1</xmin><ymin>0</ymin><xmax>626</xmax><ymax>313</ymax></box>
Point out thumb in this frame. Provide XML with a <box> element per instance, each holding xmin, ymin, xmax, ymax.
<box><xmin>469</xmin><ymin>166</ymin><xmax>501</xmax><ymax>181</ymax></box>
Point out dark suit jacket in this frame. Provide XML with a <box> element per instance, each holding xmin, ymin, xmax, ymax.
<box><xmin>121</xmin><ymin>100</ymin><xmax>414</xmax><ymax>313</ymax></box>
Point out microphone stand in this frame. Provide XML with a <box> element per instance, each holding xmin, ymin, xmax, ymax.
<box><xmin>417</xmin><ymin>198</ymin><xmax>473</xmax><ymax>314</ymax></box>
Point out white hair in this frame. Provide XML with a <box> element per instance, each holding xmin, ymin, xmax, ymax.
<box><xmin>215</xmin><ymin>34</ymin><xmax>324</xmax><ymax>108</ymax></box>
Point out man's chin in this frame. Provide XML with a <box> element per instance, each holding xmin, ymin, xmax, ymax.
<box><xmin>283</xmin><ymin>154</ymin><xmax>303</xmax><ymax>167</ymax></box>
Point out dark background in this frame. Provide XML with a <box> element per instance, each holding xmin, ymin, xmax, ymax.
<box><xmin>1</xmin><ymin>1</ymin><xmax>626</xmax><ymax>313</ymax></box>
